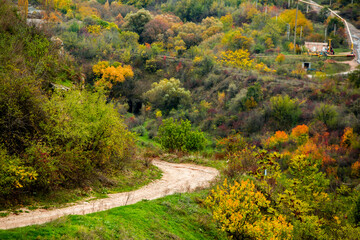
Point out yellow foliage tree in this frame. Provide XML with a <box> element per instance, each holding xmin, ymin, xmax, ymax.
<box><xmin>275</xmin><ymin>53</ymin><xmax>285</xmax><ymax>64</ymax></box>
<box><xmin>93</xmin><ymin>61</ymin><xmax>134</xmax><ymax>89</ymax></box>
<box><xmin>220</xmin><ymin>13</ymin><xmax>233</xmax><ymax>31</ymax></box>
<box><xmin>18</xmin><ymin>0</ymin><xmax>28</xmax><ymax>20</ymax></box>
<box><xmin>52</xmin><ymin>0</ymin><xmax>72</xmax><ymax>11</ymax></box>
<box><xmin>78</xmin><ymin>6</ymin><xmax>99</xmax><ymax>19</ymax></box>
<box><xmin>219</xmin><ymin>49</ymin><xmax>274</xmax><ymax>72</ymax></box>
<box><xmin>279</xmin><ymin>9</ymin><xmax>313</xmax><ymax>35</ymax></box>
<box><xmin>219</xmin><ymin>49</ymin><xmax>254</xmax><ymax>69</ymax></box>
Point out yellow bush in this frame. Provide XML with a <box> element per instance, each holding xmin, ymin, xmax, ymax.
<box><xmin>205</xmin><ymin>179</ymin><xmax>293</xmax><ymax>239</ymax></box>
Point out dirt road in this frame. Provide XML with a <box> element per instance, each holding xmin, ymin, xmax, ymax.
<box><xmin>0</xmin><ymin>160</ymin><xmax>219</xmax><ymax>230</ymax></box>
<box><xmin>348</xmin><ymin>22</ymin><xmax>360</xmax><ymax>64</ymax></box>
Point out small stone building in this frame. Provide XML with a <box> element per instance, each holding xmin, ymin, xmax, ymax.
<box><xmin>304</xmin><ymin>41</ymin><xmax>328</xmax><ymax>52</ymax></box>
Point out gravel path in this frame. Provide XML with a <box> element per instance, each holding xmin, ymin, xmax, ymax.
<box><xmin>0</xmin><ymin>160</ymin><xmax>219</xmax><ymax>230</ymax></box>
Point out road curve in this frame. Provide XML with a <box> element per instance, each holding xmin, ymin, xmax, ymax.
<box><xmin>0</xmin><ymin>160</ymin><xmax>219</xmax><ymax>230</ymax></box>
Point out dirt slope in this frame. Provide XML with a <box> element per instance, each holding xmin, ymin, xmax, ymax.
<box><xmin>0</xmin><ymin>160</ymin><xmax>219</xmax><ymax>230</ymax></box>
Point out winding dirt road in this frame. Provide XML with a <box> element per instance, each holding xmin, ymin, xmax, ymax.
<box><xmin>0</xmin><ymin>160</ymin><xmax>219</xmax><ymax>230</ymax></box>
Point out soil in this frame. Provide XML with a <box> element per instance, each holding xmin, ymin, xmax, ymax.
<box><xmin>0</xmin><ymin>160</ymin><xmax>219</xmax><ymax>230</ymax></box>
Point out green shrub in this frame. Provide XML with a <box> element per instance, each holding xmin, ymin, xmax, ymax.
<box><xmin>314</xmin><ymin>104</ymin><xmax>338</xmax><ymax>128</ymax></box>
<box><xmin>157</xmin><ymin>118</ymin><xmax>206</xmax><ymax>152</ymax></box>
<box><xmin>349</xmin><ymin>70</ymin><xmax>360</xmax><ymax>88</ymax></box>
<box><xmin>354</xmin><ymin>195</ymin><xmax>360</xmax><ymax>225</ymax></box>
<box><xmin>0</xmin><ymin>148</ymin><xmax>37</xmax><ymax>197</ymax></box>
<box><xmin>143</xmin><ymin>78</ymin><xmax>191</xmax><ymax>115</ymax></box>
<box><xmin>269</xmin><ymin>95</ymin><xmax>302</xmax><ymax>129</ymax></box>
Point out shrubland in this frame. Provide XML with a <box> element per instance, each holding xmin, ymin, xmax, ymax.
<box><xmin>2</xmin><ymin>0</ymin><xmax>360</xmax><ymax>238</ymax></box>
<box><xmin>0</xmin><ymin>1</ymin><xmax>156</xmax><ymax>208</ymax></box>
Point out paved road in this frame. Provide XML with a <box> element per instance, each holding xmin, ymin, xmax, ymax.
<box><xmin>348</xmin><ymin>22</ymin><xmax>360</xmax><ymax>64</ymax></box>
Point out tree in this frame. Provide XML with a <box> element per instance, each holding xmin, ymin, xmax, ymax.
<box><xmin>93</xmin><ymin>61</ymin><xmax>134</xmax><ymax>89</ymax></box>
<box><xmin>349</xmin><ymin>70</ymin><xmax>360</xmax><ymax>88</ymax></box>
<box><xmin>142</xmin><ymin>78</ymin><xmax>191</xmax><ymax>115</ymax></box>
<box><xmin>124</xmin><ymin>9</ymin><xmax>152</xmax><ymax>36</ymax></box>
<box><xmin>314</xmin><ymin>104</ymin><xmax>338</xmax><ymax>128</ymax></box>
<box><xmin>219</xmin><ymin>49</ymin><xmax>273</xmax><ymax>72</ymax></box>
<box><xmin>219</xmin><ymin>49</ymin><xmax>254</xmax><ymax>69</ymax></box>
<box><xmin>279</xmin><ymin>9</ymin><xmax>313</xmax><ymax>35</ymax></box>
<box><xmin>18</xmin><ymin>0</ymin><xmax>28</xmax><ymax>20</ymax></box>
<box><xmin>141</xmin><ymin>16</ymin><xmax>170</xmax><ymax>43</ymax></box>
<box><xmin>172</xmin><ymin>22</ymin><xmax>204</xmax><ymax>48</ymax></box>
<box><xmin>222</xmin><ymin>29</ymin><xmax>254</xmax><ymax>51</ymax></box>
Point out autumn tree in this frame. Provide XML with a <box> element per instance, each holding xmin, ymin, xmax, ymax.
<box><xmin>141</xmin><ymin>16</ymin><xmax>170</xmax><ymax>43</ymax></box>
<box><xmin>222</xmin><ymin>29</ymin><xmax>254</xmax><ymax>51</ymax></box>
<box><xmin>18</xmin><ymin>0</ymin><xmax>28</xmax><ymax>20</ymax></box>
<box><xmin>278</xmin><ymin>9</ymin><xmax>313</xmax><ymax>35</ymax></box>
<box><xmin>142</xmin><ymin>78</ymin><xmax>191</xmax><ymax>115</ymax></box>
<box><xmin>172</xmin><ymin>22</ymin><xmax>204</xmax><ymax>48</ymax></box>
<box><xmin>220</xmin><ymin>13</ymin><xmax>233</xmax><ymax>31</ymax></box>
<box><xmin>201</xmin><ymin>16</ymin><xmax>223</xmax><ymax>40</ymax></box>
<box><xmin>93</xmin><ymin>61</ymin><xmax>134</xmax><ymax>89</ymax></box>
<box><xmin>219</xmin><ymin>49</ymin><xmax>273</xmax><ymax>72</ymax></box>
<box><xmin>124</xmin><ymin>9</ymin><xmax>152</xmax><ymax>36</ymax></box>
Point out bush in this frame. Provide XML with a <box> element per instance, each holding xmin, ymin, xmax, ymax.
<box><xmin>314</xmin><ymin>104</ymin><xmax>338</xmax><ymax>128</ymax></box>
<box><xmin>157</xmin><ymin>118</ymin><xmax>206</xmax><ymax>152</ymax></box>
<box><xmin>132</xmin><ymin>125</ymin><xmax>146</xmax><ymax>136</ymax></box>
<box><xmin>0</xmin><ymin>148</ymin><xmax>37</xmax><ymax>197</ymax></box>
<box><xmin>204</xmin><ymin>179</ymin><xmax>293</xmax><ymax>239</ymax></box>
<box><xmin>269</xmin><ymin>95</ymin><xmax>302</xmax><ymax>130</ymax></box>
<box><xmin>349</xmin><ymin>70</ymin><xmax>360</xmax><ymax>88</ymax></box>
<box><xmin>217</xmin><ymin>133</ymin><xmax>247</xmax><ymax>154</ymax></box>
<box><xmin>354</xmin><ymin>195</ymin><xmax>360</xmax><ymax>225</ymax></box>
<box><xmin>29</xmin><ymin>89</ymin><xmax>136</xmax><ymax>190</ymax></box>
<box><xmin>143</xmin><ymin>78</ymin><xmax>191</xmax><ymax>115</ymax></box>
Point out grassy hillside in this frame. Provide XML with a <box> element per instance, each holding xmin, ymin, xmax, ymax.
<box><xmin>0</xmin><ymin>191</ymin><xmax>227</xmax><ymax>240</ymax></box>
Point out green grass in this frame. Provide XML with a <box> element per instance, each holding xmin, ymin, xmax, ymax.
<box><xmin>0</xmin><ymin>191</ymin><xmax>227</xmax><ymax>240</ymax></box>
<box><xmin>0</xmin><ymin>160</ymin><xmax>162</xmax><ymax>212</ymax></box>
<box><xmin>334</xmin><ymin>48</ymin><xmax>352</xmax><ymax>54</ymax></box>
<box><xmin>325</xmin><ymin>62</ymin><xmax>351</xmax><ymax>74</ymax></box>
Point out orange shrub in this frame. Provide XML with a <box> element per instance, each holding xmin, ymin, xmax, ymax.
<box><xmin>275</xmin><ymin>53</ymin><xmax>285</xmax><ymax>63</ymax></box>
<box><xmin>265</xmin><ymin>131</ymin><xmax>289</xmax><ymax>148</ymax></box>
<box><xmin>341</xmin><ymin>127</ymin><xmax>354</xmax><ymax>148</ymax></box>
<box><xmin>291</xmin><ymin>124</ymin><xmax>309</xmax><ymax>138</ymax></box>
<box><xmin>291</xmin><ymin>124</ymin><xmax>309</xmax><ymax>145</ymax></box>
<box><xmin>351</xmin><ymin>161</ymin><xmax>360</xmax><ymax>177</ymax></box>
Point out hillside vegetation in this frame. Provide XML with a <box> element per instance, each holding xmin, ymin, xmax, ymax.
<box><xmin>1</xmin><ymin>0</ymin><xmax>360</xmax><ymax>238</ymax></box>
<box><xmin>0</xmin><ymin>1</ymin><xmax>160</xmax><ymax>209</ymax></box>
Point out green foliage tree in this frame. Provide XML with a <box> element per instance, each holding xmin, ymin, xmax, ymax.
<box><xmin>222</xmin><ymin>29</ymin><xmax>254</xmax><ymax>51</ymax></box>
<box><xmin>349</xmin><ymin>70</ymin><xmax>360</xmax><ymax>88</ymax></box>
<box><xmin>314</xmin><ymin>104</ymin><xmax>338</xmax><ymax>128</ymax></box>
<box><xmin>124</xmin><ymin>9</ymin><xmax>152</xmax><ymax>36</ymax></box>
<box><xmin>157</xmin><ymin>118</ymin><xmax>206</xmax><ymax>152</ymax></box>
<box><xmin>354</xmin><ymin>195</ymin><xmax>360</xmax><ymax>225</ymax></box>
<box><xmin>143</xmin><ymin>78</ymin><xmax>191</xmax><ymax>115</ymax></box>
<box><xmin>269</xmin><ymin>95</ymin><xmax>302</xmax><ymax>130</ymax></box>
<box><xmin>44</xmin><ymin>89</ymin><xmax>135</xmax><ymax>171</ymax></box>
